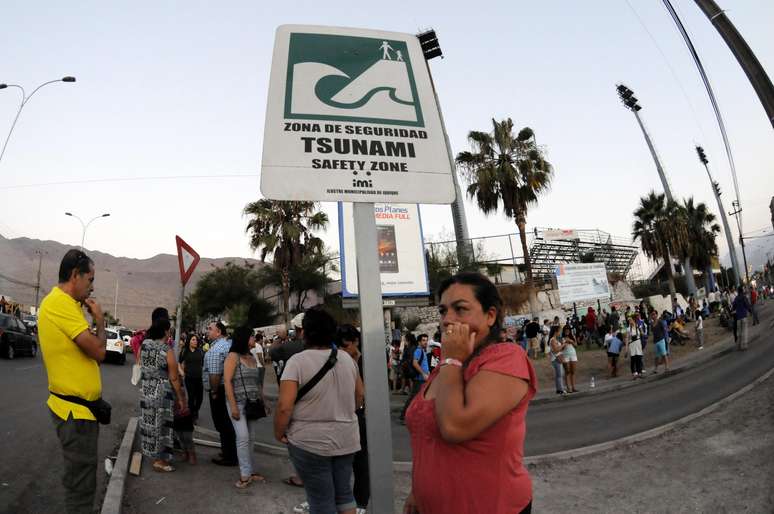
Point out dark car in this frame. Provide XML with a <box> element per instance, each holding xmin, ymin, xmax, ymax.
<box><xmin>0</xmin><ymin>313</ymin><xmax>38</xmax><ymax>359</ymax></box>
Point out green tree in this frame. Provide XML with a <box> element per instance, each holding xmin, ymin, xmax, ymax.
<box><xmin>244</xmin><ymin>200</ymin><xmax>328</xmax><ymax>328</ymax></box>
<box><xmin>456</xmin><ymin>119</ymin><xmax>553</xmax><ymax>283</ymax></box>
<box><xmin>632</xmin><ymin>191</ymin><xmax>688</xmax><ymax>304</ymax></box>
<box><xmin>255</xmin><ymin>252</ymin><xmax>334</xmax><ymax>314</ymax></box>
<box><xmin>191</xmin><ymin>261</ymin><xmax>276</xmax><ymax>327</ymax></box>
<box><xmin>682</xmin><ymin>198</ymin><xmax>720</xmax><ymax>291</ymax></box>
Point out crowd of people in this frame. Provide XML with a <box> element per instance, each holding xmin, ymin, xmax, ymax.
<box><xmin>32</xmin><ymin>248</ymin><xmax>770</xmax><ymax>514</ymax></box>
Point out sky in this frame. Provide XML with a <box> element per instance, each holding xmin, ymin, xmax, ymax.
<box><xmin>1</xmin><ymin>1</ymin><xmax>773</xmax><ymax>272</ymax></box>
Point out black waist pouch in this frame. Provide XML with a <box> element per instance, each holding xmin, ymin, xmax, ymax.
<box><xmin>50</xmin><ymin>391</ymin><xmax>112</xmax><ymax>425</ymax></box>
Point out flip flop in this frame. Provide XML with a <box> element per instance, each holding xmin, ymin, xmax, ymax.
<box><xmin>235</xmin><ymin>478</ymin><xmax>251</xmax><ymax>489</ymax></box>
<box><xmin>250</xmin><ymin>473</ymin><xmax>267</xmax><ymax>484</ymax></box>
<box><xmin>283</xmin><ymin>476</ymin><xmax>304</xmax><ymax>488</ymax></box>
<box><xmin>153</xmin><ymin>462</ymin><xmax>175</xmax><ymax>473</ymax></box>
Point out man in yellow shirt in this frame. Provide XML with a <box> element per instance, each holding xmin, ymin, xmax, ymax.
<box><xmin>38</xmin><ymin>249</ymin><xmax>107</xmax><ymax>514</ymax></box>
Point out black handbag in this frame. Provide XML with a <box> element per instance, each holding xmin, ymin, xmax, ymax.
<box><xmin>239</xmin><ymin>363</ymin><xmax>266</xmax><ymax>420</ymax></box>
<box><xmin>50</xmin><ymin>391</ymin><xmax>112</xmax><ymax>425</ymax></box>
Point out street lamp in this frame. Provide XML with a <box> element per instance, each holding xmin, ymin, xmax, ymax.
<box><xmin>616</xmin><ymin>83</ymin><xmax>698</xmax><ymax>295</ymax></box>
<box><xmin>729</xmin><ymin>200</ymin><xmax>751</xmax><ymax>284</ymax></box>
<box><xmin>0</xmin><ymin>76</ymin><xmax>76</xmax><ymax>165</ymax></box>
<box><xmin>65</xmin><ymin>212</ymin><xmax>110</xmax><ymax>250</ymax></box>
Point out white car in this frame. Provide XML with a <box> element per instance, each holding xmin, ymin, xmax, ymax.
<box><xmin>105</xmin><ymin>329</ymin><xmax>126</xmax><ymax>365</ymax></box>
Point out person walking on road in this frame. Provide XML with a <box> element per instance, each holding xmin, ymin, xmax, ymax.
<box><xmin>403</xmin><ymin>272</ymin><xmax>536</xmax><ymax>514</ymax></box>
<box><xmin>625</xmin><ymin>317</ymin><xmax>644</xmax><ymax>379</ymax></box>
<box><xmin>274</xmin><ymin>307</ymin><xmax>363</xmax><ymax>514</ymax></box>
<box><xmin>38</xmin><ymin>250</ymin><xmax>107</xmax><ymax>514</ymax></box>
<box><xmin>750</xmin><ymin>287</ymin><xmax>760</xmax><ymax>326</ymax></box>
<box><xmin>731</xmin><ymin>287</ymin><xmax>752</xmax><ymax>350</ymax></box>
<box><xmin>203</xmin><ymin>321</ymin><xmax>238</xmax><ymax>466</ymax></box>
<box><xmin>548</xmin><ymin>326</ymin><xmax>566</xmax><ymax>394</ymax></box>
<box><xmin>401</xmin><ymin>333</ymin><xmax>430</xmax><ymax>422</ymax></box>
<box><xmin>139</xmin><ymin>317</ymin><xmax>187</xmax><ymax>472</ymax></box>
<box><xmin>695</xmin><ymin>311</ymin><xmax>705</xmax><ymax>350</ymax></box>
<box><xmin>224</xmin><ymin>326</ymin><xmax>268</xmax><ymax>488</ymax></box>
<box><xmin>179</xmin><ymin>334</ymin><xmax>204</xmax><ymax>421</ymax></box>
<box><xmin>561</xmin><ymin>325</ymin><xmax>579</xmax><ymax>393</ymax></box>
<box><xmin>651</xmin><ymin>310</ymin><xmax>670</xmax><ymax>374</ymax></box>
<box><xmin>605</xmin><ymin>326</ymin><xmax>624</xmax><ymax>379</ymax></box>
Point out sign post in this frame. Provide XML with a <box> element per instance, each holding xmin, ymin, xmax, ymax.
<box><xmin>261</xmin><ymin>25</ymin><xmax>454</xmax><ymax>513</ymax></box>
<box><xmin>174</xmin><ymin>236</ymin><xmax>200</xmax><ymax>358</ymax></box>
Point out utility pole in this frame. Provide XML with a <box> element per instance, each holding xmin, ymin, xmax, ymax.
<box><xmin>417</xmin><ymin>29</ymin><xmax>474</xmax><ymax>271</ymax></box>
<box><xmin>33</xmin><ymin>250</ymin><xmax>44</xmax><ymax>310</ymax></box>
<box><xmin>616</xmin><ymin>84</ymin><xmax>697</xmax><ymax>294</ymax></box>
<box><xmin>729</xmin><ymin>200</ymin><xmax>750</xmax><ymax>284</ymax></box>
<box><xmin>696</xmin><ymin>146</ymin><xmax>740</xmax><ymax>287</ymax></box>
<box><xmin>690</xmin><ymin>0</ymin><xmax>774</xmax><ymax>129</ymax></box>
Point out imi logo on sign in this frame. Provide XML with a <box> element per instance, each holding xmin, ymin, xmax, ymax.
<box><xmin>284</xmin><ymin>33</ymin><xmax>424</xmax><ymax>127</ymax></box>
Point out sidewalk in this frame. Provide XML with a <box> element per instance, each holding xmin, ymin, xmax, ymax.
<box><xmin>121</xmin><ymin>444</ymin><xmax>412</xmax><ymax>514</ymax></box>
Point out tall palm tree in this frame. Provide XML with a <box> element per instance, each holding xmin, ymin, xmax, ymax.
<box><xmin>243</xmin><ymin>200</ymin><xmax>328</xmax><ymax>327</ymax></box>
<box><xmin>683</xmin><ymin>198</ymin><xmax>721</xmax><ymax>291</ymax></box>
<box><xmin>632</xmin><ymin>191</ymin><xmax>689</xmax><ymax>304</ymax></box>
<box><xmin>456</xmin><ymin>118</ymin><xmax>553</xmax><ymax>282</ymax></box>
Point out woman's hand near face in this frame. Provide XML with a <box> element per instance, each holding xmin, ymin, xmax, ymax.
<box><xmin>441</xmin><ymin>323</ymin><xmax>476</xmax><ymax>362</ymax></box>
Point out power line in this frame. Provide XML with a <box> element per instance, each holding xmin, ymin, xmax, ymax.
<box><xmin>0</xmin><ymin>173</ymin><xmax>260</xmax><ymax>191</ymax></box>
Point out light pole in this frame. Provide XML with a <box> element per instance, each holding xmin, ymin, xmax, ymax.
<box><xmin>65</xmin><ymin>212</ymin><xmax>110</xmax><ymax>250</ymax></box>
<box><xmin>616</xmin><ymin>84</ymin><xmax>697</xmax><ymax>295</ymax></box>
<box><xmin>696</xmin><ymin>146</ymin><xmax>741</xmax><ymax>287</ymax></box>
<box><xmin>0</xmin><ymin>76</ymin><xmax>76</xmax><ymax>165</ymax></box>
<box><xmin>729</xmin><ymin>200</ymin><xmax>751</xmax><ymax>284</ymax></box>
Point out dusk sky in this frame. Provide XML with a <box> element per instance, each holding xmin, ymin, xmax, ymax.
<box><xmin>1</xmin><ymin>1</ymin><xmax>772</xmax><ymax>271</ymax></box>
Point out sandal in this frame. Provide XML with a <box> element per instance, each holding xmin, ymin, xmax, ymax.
<box><xmin>153</xmin><ymin>462</ymin><xmax>175</xmax><ymax>473</ymax></box>
<box><xmin>283</xmin><ymin>476</ymin><xmax>304</xmax><ymax>488</ymax></box>
<box><xmin>235</xmin><ymin>478</ymin><xmax>251</xmax><ymax>489</ymax></box>
<box><xmin>250</xmin><ymin>473</ymin><xmax>267</xmax><ymax>484</ymax></box>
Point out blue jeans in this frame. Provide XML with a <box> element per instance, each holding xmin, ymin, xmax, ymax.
<box><xmin>288</xmin><ymin>443</ymin><xmax>356</xmax><ymax>514</ymax></box>
<box><xmin>228</xmin><ymin>402</ymin><xmax>256</xmax><ymax>478</ymax></box>
<box><xmin>551</xmin><ymin>359</ymin><xmax>564</xmax><ymax>392</ymax></box>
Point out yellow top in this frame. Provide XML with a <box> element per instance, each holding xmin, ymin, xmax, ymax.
<box><xmin>38</xmin><ymin>286</ymin><xmax>101</xmax><ymax>421</ymax></box>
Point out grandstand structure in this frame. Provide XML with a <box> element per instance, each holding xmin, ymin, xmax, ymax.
<box><xmin>529</xmin><ymin>228</ymin><xmax>639</xmax><ymax>280</ymax></box>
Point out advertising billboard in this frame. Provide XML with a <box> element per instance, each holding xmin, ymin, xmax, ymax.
<box><xmin>339</xmin><ymin>203</ymin><xmax>429</xmax><ymax>297</ymax></box>
<box><xmin>555</xmin><ymin>262</ymin><xmax>611</xmax><ymax>304</ymax></box>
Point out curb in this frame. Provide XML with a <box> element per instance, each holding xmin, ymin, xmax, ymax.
<box><xmin>523</xmin><ymin>364</ymin><xmax>774</xmax><ymax>466</ymax></box>
<box><xmin>531</xmin><ymin>342</ymin><xmax>736</xmax><ymax>405</ymax></box>
<box><xmin>100</xmin><ymin>416</ymin><xmax>138</xmax><ymax>514</ymax></box>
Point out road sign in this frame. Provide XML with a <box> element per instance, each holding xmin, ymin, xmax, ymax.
<box><xmin>260</xmin><ymin>25</ymin><xmax>455</xmax><ymax>204</ymax></box>
<box><xmin>175</xmin><ymin>236</ymin><xmax>200</xmax><ymax>286</ymax></box>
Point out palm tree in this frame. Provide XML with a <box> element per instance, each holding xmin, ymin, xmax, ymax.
<box><xmin>683</xmin><ymin>198</ymin><xmax>721</xmax><ymax>291</ymax></box>
<box><xmin>632</xmin><ymin>191</ymin><xmax>689</xmax><ymax>304</ymax></box>
<box><xmin>456</xmin><ymin>118</ymin><xmax>553</xmax><ymax>283</ymax></box>
<box><xmin>243</xmin><ymin>200</ymin><xmax>328</xmax><ymax>327</ymax></box>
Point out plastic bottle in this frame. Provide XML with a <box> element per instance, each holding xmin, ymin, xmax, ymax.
<box><xmin>590</xmin><ymin>376</ymin><xmax>596</xmax><ymax>389</ymax></box>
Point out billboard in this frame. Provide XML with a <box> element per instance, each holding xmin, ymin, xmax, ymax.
<box><xmin>260</xmin><ymin>25</ymin><xmax>455</xmax><ymax>204</ymax></box>
<box><xmin>339</xmin><ymin>203</ymin><xmax>429</xmax><ymax>297</ymax></box>
<box><xmin>555</xmin><ymin>263</ymin><xmax>611</xmax><ymax>304</ymax></box>
<box><xmin>544</xmin><ymin>229</ymin><xmax>578</xmax><ymax>241</ymax></box>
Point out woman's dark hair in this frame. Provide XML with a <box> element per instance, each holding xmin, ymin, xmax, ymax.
<box><xmin>549</xmin><ymin>326</ymin><xmax>559</xmax><ymax>338</ymax></box>
<box><xmin>405</xmin><ymin>332</ymin><xmax>416</xmax><ymax>346</ymax></box>
<box><xmin>147</xmin><ymin>318</ymin><xmax>171</xmax><ymax>340</ymax></box>
<box><xmin>437</xmin><ymin>272</ymin><xmax>503</xmax><ymax>341</ymax></box>
<box><xmin>336</xmin><ymin>324</ymin><xmax>360</xmax><ymax>347</ymax></box>
<box><xmin>302</xmin><ymin>307</ymin><xmax>337</xmax><ymax>348</ymax></box>
<box><xmin>229</xmin><ymin>326</ymin><xmax>252</xmax><ymax>355</ymax></box>
<box><xmin>152</xmin><ymin>307</ymin><xmax>169</xmax><ymax>323</ymax></box>
<box><xmin>184</xmin><ymin>333</ymin><xmax>200</xmax><ymax>354</ymax></box>
<box><xmin>58</xmin><ymin>249</ymin><xmax>94</xmax><ymax>283</ymax></box>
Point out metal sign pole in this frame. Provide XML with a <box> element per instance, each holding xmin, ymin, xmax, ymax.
<box><xmin>353</xmin><ymin>202</ymin><xmax>394</xmax><ymax>513</ymax></box>
<box><xmin>174</xmin><ymin>283</ymin><xmax>184</xmax><ymax>360</ymax></box>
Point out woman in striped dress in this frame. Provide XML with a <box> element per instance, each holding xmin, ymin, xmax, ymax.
<box><xmin>139</xmin><ymin>318</ymin><xmax>186</xmax><ymax>472</ymax></box>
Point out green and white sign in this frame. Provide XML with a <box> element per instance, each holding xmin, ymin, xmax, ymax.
<box><xmin>261</xmin><ymin>25</ymin><xmax>455</xmax><ymax>204</ymax></box>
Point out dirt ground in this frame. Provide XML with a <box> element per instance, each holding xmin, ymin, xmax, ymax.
<box><xmin>527</xmin><ymin>368</ymin><xmax>774</xmax><ymax>512</ymax></box>
<box><xmin>532</xmin><ymin>311</ymin><xmax>736</xmax><ymax>392</ymax></box>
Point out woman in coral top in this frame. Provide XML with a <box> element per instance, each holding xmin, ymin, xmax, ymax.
<box><xmin>404</xmin><ymin>272</ymin><xmax>537</xmax><ymax>514</ymax></box>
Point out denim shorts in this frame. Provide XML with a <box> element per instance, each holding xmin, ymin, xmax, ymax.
<box><xmin>288</xmin><ymin>443</ymin><xmax>356</xmax><ymax>514</ymax></box>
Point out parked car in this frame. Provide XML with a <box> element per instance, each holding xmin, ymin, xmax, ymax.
<box><xmin>21</xmin><ymin>314</ymin><xmax>37</xmax><ymax>329</ymax></box>
<box><xmin>0</xmin><ymin>313</ymin><xmax>37</xmax><ymax>359</ymax></box>
<box><xmin>105</xmin><ymin>329</ymin><xmax>126</xmax><ymax>364</ymax></box>
<box><xmin>119</xmin><ymin>329</ymin><xmax>134</xmax><ymax>352</ymax></box>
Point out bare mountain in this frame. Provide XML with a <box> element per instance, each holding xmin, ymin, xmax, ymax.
<box><xmin>0</xmin><ymin>234</ymin><xmax>264</xmax><ymax>329</ymax></box>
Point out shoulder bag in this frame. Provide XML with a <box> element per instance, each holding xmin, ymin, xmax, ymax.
<box><xmin>239</xmin><ymin>361</ymin><xmax>267</xmax><ymax>420</ymax></box>
<box><xmin>295</xmin><ymin>345</ymin><xmax>338</xmax><ymax>404</ymax></box>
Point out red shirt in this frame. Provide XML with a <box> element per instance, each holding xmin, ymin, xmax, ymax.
<box><xmin>405</xmin><ymin>343</ymin><xmax>537</xmax><ymax>514</ymax></box>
